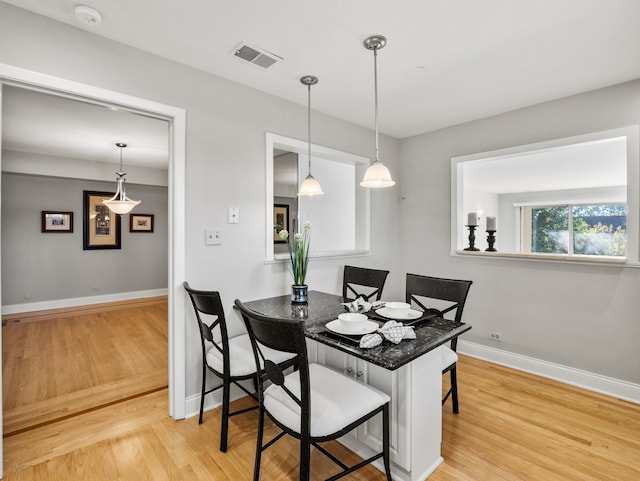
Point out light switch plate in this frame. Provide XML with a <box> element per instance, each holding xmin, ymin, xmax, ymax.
<box><xmin>228</xmin><ymin>207</ymin><xmax>239</xmax><ymax>224</ymax></box>
<box><xmin>205</xmin><ymin>229</ymin><xmax>222</xmax><ymax>245</ymax></box>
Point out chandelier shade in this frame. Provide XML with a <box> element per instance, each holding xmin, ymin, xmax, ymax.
<box><xmin>102</xmin><ymin>143</ymin><xmax>141</xmax><ymax>214</ymax></box>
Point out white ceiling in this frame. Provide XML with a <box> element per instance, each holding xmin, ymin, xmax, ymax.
<box><xmin>3</xmin><ymin>0</ymin><xmax>640</xmax><ymax>138</ymax></box>
<box><xmin>1</xmin><ymin>0</ymin><xmax>640</xmax><ymax>171</ymax></box>
<box><xmin>2</xmin><ymin>86</ymin><xmax>169</xmax><ymax>169</ymax></box>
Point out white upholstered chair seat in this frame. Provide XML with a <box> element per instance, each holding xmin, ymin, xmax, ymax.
<box><xmin>206</xmin><ymin>334</ymin><xmax>293</xmax><ymax>377</ymax></box>
<box><xmin>263</xmin><ymin>363</ymin><xmax>390</xmax><ymax>438</ymax></box>
<box><xmin>441</xmin><ymin>345</ymin><xmax>458</xmax><ymax>370</ymax></box>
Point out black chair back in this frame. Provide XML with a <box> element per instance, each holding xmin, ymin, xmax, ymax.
<box><xmin>405</xmin><ymin>274</ymin><xmax>472</xmax><ymax>323</ymax></box>
<box><xmin>185</xmin><ymin>282</ymin><xmax>268</xmax><ymax>450</ymax></box>
<box><xmin>235</xmin><ymin>299</ymin><xmax>392</xmax><ymax>481</ymax></box>
<box><xmin>183</xmin><ymin>281</ymin><xmax>230</xmax><ymax>372</ymax></box>
<box><xmin>234</xmin><ymin>300</ymin><xmax>310</xmax><ymax>433</ymax></box>
<box><xmin>405</xmin><ymin>273</ymin><xmax>473</xmax><ymax>414</ymax></box>
<box><xmin>342</xmin><ymin>265</ymin><xmax>390</xmax><ymax>301</ymax></box>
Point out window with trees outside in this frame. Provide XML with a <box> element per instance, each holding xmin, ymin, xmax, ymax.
<box><xmin>522</xmin><ymin>204</ymin><xmax>627</xmax><ymax>257</ymax></box>
<box><xmin>451</xmin><ymin>126</ymin><xmax>640</xmax><ymax>265</ymax></box>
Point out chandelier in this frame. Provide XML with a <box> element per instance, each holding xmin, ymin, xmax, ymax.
<box><xmin>102</xmin><ymin>142</ymin><xmax>141</xmax><ymax>214</ymax></box>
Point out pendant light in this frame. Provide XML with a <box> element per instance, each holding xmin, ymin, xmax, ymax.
<box><xmin>297</xmin><ymin>75</ymin><xmax>324</xmax><ymax>196</ymax></box>
<box><xmin>102</xmin><ymin>142</ymin><xmax>141</xmax><ymax>214</ymax></box>
<box><xmin>360</xmin><ymin>35</ymin><xmax>395</xmax><ymax>188</ymax></box>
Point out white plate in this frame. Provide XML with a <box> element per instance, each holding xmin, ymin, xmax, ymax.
<box><xmin>375</xmin><ymin>307</ymin><xmax>423</xmax><ymax>320</ymax></box>
<box><xmin>326</xmin><ymin>319</ymin><xmax>379</xmax><ymax>336</ymax></box>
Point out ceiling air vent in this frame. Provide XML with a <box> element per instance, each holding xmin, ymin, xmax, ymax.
<box><xmin>232</xmin><ymin>42</ymin><xmax>282</xmax><ymax>69</ymax></box>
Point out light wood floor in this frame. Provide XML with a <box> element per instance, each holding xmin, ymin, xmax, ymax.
<box><xmin>2</xmin><ymin>297</ymin><xmax>168</xmax><ymax>436</ymax></box>
<box><xmin>3</xmin><ymin>302</ymin><xmax>640</xmax><ymax>480</ymax></box>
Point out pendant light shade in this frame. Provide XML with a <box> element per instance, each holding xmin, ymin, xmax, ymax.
<box><xmin>298</xmin><ymin>174</ymin><xmax>324</xmax><ymax>196</ymax></box>
<box><xmin>360</xmin><ymin>35</ymin><xmax>395</xmax><ymax>188</ymax></box>
<box><xmin>360</xmin><ymin>161</ymin><xmax>395</xmax><ymax>188</ymax></box>
<box><xmin>102</xmin><ymin>143</ymin><xmax>141</xmax><ymax>214</ymax></box>
<box><xmin>298</xmin><ymin>75</ymin><xmax>324</xmax><ymax>196</ymax></box>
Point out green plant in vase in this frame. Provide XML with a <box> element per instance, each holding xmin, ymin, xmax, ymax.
<box><xmin>279</xmin><ymin>221</ymin><xmax>311</xmax><ymax>302</ymax></box>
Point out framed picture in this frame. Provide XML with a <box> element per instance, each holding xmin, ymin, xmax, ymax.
<box><xmin>83</xmin><ymin>190</ymin><xmax>121</xmax><ymax>250</ymax></box>
<box><xmin>130</xmin><ymin>213</ymin><xmax>154</xmax><ymax>233</ymax></box>
<box><xmin>41</xmin><ymin>211</ymin><xmax>73</xmax><ymax>233</ymax></box>
<box><xmin>274</xmin><ymin>204</ymin><xmax>289</xmax><ymax>243</ymax></box>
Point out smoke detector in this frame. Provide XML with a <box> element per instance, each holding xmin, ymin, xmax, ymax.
<box><xmin>75</xmin><ymin>5</ymin><xmax>102</xmax><ymax>26</ymax></box>
<box><xmin>232</xmin><ymin>42</ymin><xmax>282</xmax><ymax>69</ymax></box>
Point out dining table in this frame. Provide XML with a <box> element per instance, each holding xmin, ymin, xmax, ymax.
<box><xmin>242</xmin><ymin>290</ymin><xmax>472</xmax><ymax>481</ymax></box>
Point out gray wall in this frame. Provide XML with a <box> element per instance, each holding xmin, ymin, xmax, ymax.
<box><xmin>1</xmin><ymin>173</ymin><xmax>168</xmax><ymax>305</ymax></box>
<box><xmin>0</xmin><ymin>4</ymin><xmax>401</xmax><ymax>399</ymax></box>
<box><xmin>400</xmin><ymin>79</ymin><xmax>640</xmax><ymax>384</ymax></box>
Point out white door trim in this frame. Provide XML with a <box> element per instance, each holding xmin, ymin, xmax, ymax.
<box><xmin>0</xmin><ymin>64</ymin><xmax>187</xmax><ymax>454</ymax></box>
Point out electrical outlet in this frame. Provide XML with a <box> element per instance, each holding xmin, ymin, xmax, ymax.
<box><xmin>488</xmin><ymin>331</ymin><xmax>502</xmax><ymax>341</ymax></box>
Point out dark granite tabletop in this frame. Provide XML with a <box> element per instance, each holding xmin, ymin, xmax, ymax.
<box><xmin>242</xmin><ymin>290</ymin><xmax>471</xmax><ymax>371</ymax></box>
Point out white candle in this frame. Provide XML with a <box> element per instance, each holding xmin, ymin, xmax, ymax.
<box><xmin>486</xmin><ymin>216</ymin><xmax>496</xmax><ymax>231</ymax></box>
<box><xmin>467</xmin><ymin>212</ymin><xmax>478</xmax><ymax>226</ymax></box>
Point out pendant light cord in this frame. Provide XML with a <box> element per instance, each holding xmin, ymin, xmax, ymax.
<box><xmin>374</xmin><ymin>46</ymin><xmax>380</xmax><ymax>163</ymax></box>
<box><xmin>116</xmin><ymin>142</ymin><xmax>127</xmax><ymax>174</ymax></box>
<box><xmin>307</xmin><ymin>82</ymin><xmax>312</xmax><ymax>173</ymax></box>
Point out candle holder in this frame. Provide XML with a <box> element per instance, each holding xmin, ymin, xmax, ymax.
<box><xmin>463</xmin><ymin>225</ymin><xmax>480</xmax><ymax>251</ymax></box>
<box><xmin>486</xmin><ymin>230</ymin><xmax>497</xmax><ymax>252</ymax></box>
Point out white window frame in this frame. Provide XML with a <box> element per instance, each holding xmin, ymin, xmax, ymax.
<box><xmin>265</xmin><ymin>132</ymin><xmax>371</xmax><ymax>262</ymax></box>
<box><xmin>520</xmin><ymin>202</ymin><xmax>627</xmax><ymax>257</ymax></box>
<box><xmin>451</xmin><ymin>126</ymin><xmax>640</xmax><ymax>266</ymax></box>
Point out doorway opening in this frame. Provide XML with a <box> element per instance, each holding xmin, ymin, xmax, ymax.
<box><xmin>0</xmin><ymin>63</ymin><xmax>187</xmax><ymax>476</ymax></box>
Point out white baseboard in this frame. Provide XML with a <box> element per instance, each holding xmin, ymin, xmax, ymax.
<box><xmin>2</xmin><ymin>288</ymin><xmax>168</xmax><ymax>315</ymax></box>
<box><xmin>459</xmin><ymin>340</ymin><xmax>640</xmax><ymax>405</ymax></box>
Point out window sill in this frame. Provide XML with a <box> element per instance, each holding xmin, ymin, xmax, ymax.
<box><xmin>266</xmin><ymin>249</ymin><xmax>371</xmax><ymax>264</ymax></box>
<box><xmin>451</xmin><ymin>250</ymin><xmax>638</xmax><ymax>268</ymax></box>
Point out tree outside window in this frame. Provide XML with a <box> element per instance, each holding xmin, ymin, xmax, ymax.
<box><xmin>532</xmin><ymin>206</ymin><xmax>569</xmax><ymax>253</ymax></box>
<box><xmin>530</xmin><ymin>204</ymin><xmax>626</xmax><ymax>257</ymax></box>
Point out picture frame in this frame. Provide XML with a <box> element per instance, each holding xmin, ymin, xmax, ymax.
<box><xmin>130</xmin><ymin>213</ymin><xmax>154</xmax><ymax>233</ymax></box>
<box><xmin>274</xmin><ymin>204</ymin><xmax>289</xmax><ymax>243</ymax></box>
<box><xmin>41</xmin><ymin>211</ymin><xmax>74</xmax><ymax>233</ymax></box>
<box><xmin>83</xmin><ymin>190</ymin><xmax>121</xmax><ymax>250</ymax></box>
